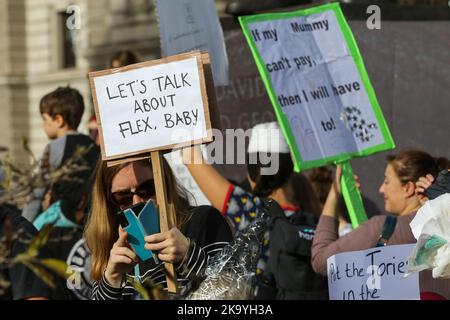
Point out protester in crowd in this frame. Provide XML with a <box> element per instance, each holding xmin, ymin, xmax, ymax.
<box><xmin>308</xmin><ymin>166</ymin><xmax>382</xmax><ymax>236</ymax></box>
<box><xmin>0</xmin><ymin>204</ymin><xmax>50</xmax><ymax>300</ymax></box>
<box><xmin>181</xmin><ymin>122</ymin><xmax>326</xmax><ymax>299</ymax></box>
<box><xmin>33</xmin><ymin>135</ymin><xmax>98</xmax><ymax>299</ymax></box>
<box><xmin>32</xmin><ymin>132</ymin><xmax>99</xmax><ymax>230</ymax></box>
<box><xmin>19</xmin><ymin>86</ymin><xmax>99</xmax><ymax>299</ymax></box>
<box><xmin>311</xmin><ymin>150</ymin><xmax>450</xmax><ymax>299</ymax></box>
<box><xmin>84</xmin><ymin>158</ymin><xmax>232</xmax><ymax>299</ymax></box>
<box><xmin>22</xmin><ymin>86</ymin><xmax>98</xmax><ymax>222</ymax></box>
<box><xmin>110</xmin><ymin>50</ymin><xmax>141</xmax><ymax>68</ymax></box>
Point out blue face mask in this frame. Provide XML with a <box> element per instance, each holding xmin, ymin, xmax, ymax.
<box><xmin>33</xmin><ymin>200</ymin><xmax>80</xmax><ymax>231</ymax></box>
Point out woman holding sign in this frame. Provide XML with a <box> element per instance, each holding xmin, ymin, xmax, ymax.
<box><xmin>84</xmin><ymin>158</ymin><xmax>232</xmax><ymax>299</ymax></box>
<box><xmin>311</xmin><ymin>150</ymin><xmax>450</xmax><ymax>299</ymax></box>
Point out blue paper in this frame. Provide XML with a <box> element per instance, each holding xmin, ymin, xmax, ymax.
<box><xmin>123</xmin><ymin>201</ymin><xmax>160</xmax><ymax>262</ymax></box>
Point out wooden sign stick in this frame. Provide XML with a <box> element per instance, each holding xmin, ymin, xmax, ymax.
<box><xmin>151</xmin><ymin>150</ymin><xmax>178</xmax><ymax>293</ymax></box>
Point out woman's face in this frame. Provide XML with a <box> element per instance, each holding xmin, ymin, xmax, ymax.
<box><xmin>378</xmin><ymin>163</ymin><xmax>409</xmax><ymax>214</ymax></box>
<box><xmin>110</xmin><ymin>161</ymin><xmax>156</xmax><ymax>210</ymax></box>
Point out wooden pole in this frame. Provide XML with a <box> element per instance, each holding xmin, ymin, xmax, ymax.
<box><xmin>150</xmin><ymin>150</ymin><xmax>178</xmax><ymax>293</ymax></box>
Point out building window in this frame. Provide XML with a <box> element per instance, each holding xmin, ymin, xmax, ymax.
<box><xmin>59</xmin><ymin>11</ymin><xmax>76</xmax><ymax>69</ymax></box>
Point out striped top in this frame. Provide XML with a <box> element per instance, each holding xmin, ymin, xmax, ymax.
<box><xmin>91</xmin><ymin>206</ymin><xmax>232</xmax><ymax>300</ymax></box>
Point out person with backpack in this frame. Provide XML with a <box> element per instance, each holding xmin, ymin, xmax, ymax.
<box><xmin>21</xmin><ymin>86</ymin><xmax>100</xmax><ymax>299</ymax></box>
<box><xmin>311</xmin><ymin>150</ymin><xmax>450</xmax><ymax>299</ymax></box>
<box><xmin>22</xmin><ymin>86</ymin><xmax>99</xmax><ymax>223</ymax></box>
<box><xmin>181</xmin><ymin>122</ymin><xmax>328</xmax><ymax>299</ymax></box>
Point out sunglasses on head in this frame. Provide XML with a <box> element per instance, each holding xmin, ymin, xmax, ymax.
<box><xmin>110</xmin><ymin>179</ymin><xmax>155</xmax><ymax>209</ymax></box>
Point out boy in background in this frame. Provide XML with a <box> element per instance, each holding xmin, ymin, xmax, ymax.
<box><xmin>22</xmin><ymin>86</ymin><xmax>98</xmax><ymax>223</ymax></box>
<box><xmin>20</xmin><ymin>87</ymin><xmax>99</xmax><ymax>299</ymax></box>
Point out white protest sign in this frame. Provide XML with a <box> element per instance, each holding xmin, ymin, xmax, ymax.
<box><xmin>156</xmin><ymin>0</ymin><xmax>229</xmax><ymax>86</ymax></box>
<box><xmin>239</xmin><ymin>3</ymin><xmax>394</xmax><ymax>171</ymax></box>
<box><xmin>89</xmin><ymin>53</ymin><xmax>212</xmax><ymax>160</ymax></box>
<box><xmin>327</xmin><ymin>244</ymin><xmax>420</xmax><ymax>300</ymax></box>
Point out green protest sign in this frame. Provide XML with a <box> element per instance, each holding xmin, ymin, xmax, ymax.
<box><xmin>239</xmin><ymin>3</ymin><xmax>395</xmax><ymax>226</ymax></box>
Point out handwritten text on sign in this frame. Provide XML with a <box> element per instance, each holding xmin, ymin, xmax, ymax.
<box><xmin>327</xmin><ymin>244</ymin><xmax>420</xmax><ymax>300</ymax></box>
<box><xmin>246</xmin><ymin>9</ymin><xmax>385</xmax><ymax>162</ymax></box>
<box><xmin>93</xmin><ymin>57</ymin><xmax>208</xmax><ymax>159</ymax></box>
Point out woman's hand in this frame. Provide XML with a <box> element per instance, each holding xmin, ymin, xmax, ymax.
<box><xmin>332</xmin><ymin>165</ymin><xmax>343</xmax><ymax>194</ymax></box>
<box><xmin>415</xmin><ymin>174</ymin><xmax>435</xmax><ymax>205</ymax></box>
<box><xmin>104</xmin><ymin>226</ymin><xmax>138</xmax><ymax>288</ymax></box>
<box><xmin>331</xmin><ymin>165</ymin><xmax>361</xmax><ymax>195</ymax></box>
<box><xmin>144</xmin><ymin>228</ymin><xmax>189</xmax><ymax>263</ymax></box>
<box><xmin>322</xmin><ymin>165</ymin><xmax>360</xmax><ymax>218</ymax></box>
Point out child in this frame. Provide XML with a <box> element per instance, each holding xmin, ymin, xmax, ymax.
<box><xmin>22</xmin><ymin>86</ymin><xmax>98</xmax><ymax>223</ymax></box>
<box><xmin>21</xmin><ymin>87</ymin><xmax>99</xmax><ymax>299</ymax></box>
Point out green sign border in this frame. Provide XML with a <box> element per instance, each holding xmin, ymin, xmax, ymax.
<box><xmin>239</xmin><ymin>2</ymin><xmax>395</xmax><ymax>172</ymax></box>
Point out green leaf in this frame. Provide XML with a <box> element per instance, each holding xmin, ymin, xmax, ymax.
<box><xmin>125</xmin><ymin>275</ymin><xmax>150</xmax><ymax>300</ymax></box>
<box><xmin>26</xmin><ymin>224</ymin><xmax>54</xmax><ymax>257</ymax></box>
<box><xmin>141</xmin><ymin>276</ymin><xmax>167</xmax><ymax>300</ymax></box>
<box><xmin>38</xmin><ymin>259</ymin><xmax>70</xmax><ymax>280</ymax></box>
<box><xmin>22</xmin><ymin>260</ymin><xmax>56</xmax><ymax>289</ymax></box>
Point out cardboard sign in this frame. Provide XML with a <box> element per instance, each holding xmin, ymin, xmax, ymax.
<box><xmin>89</xmin><ymin>51</ymin><xmax>213</xmax><ymax>161</ymax></box>
<box><xmin>239</xmin><ymin>3</ymin><xmax>394</xmax><ymax>172</ymax></box>
<box><xmin>327</xmin><ymin>244</ymin><xmax>420</xmax><ymax>300</ymax></box>
<box><xmin>156</xmin><ymin>0</ymin><xmax>229</xmax><ymax>86</ymax></box>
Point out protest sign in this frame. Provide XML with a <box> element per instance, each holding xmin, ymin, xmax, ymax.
<box><xmin>89</xmin><ymin>51</ymin><xmax>213</xmax><ymax>162</ymax></box>
<box><xmin>239</xmin><ymin>3</ymin><xmax>394</xmax><ymax>171</ymax></box>
<box><xmin>156</xmin><ymin>0</ymin><xmax>229</xmax><ymax>86</ymax></box>
<box><xmin>89</xmin><ymin>51</ymin><xmax>218</xmax><ymax>293</ymax></box>
<box><xmin>239</xmin><ymin>3</ymin><xmax>395</xmax><ymax>226</ymax></box>
<box><xmin>327</xmin><ymin>244</ymin><xmax>420</xmax><ymax>300</ymax></box>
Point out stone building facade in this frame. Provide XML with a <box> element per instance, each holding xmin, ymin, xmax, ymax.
<box><xmin>0</xmin><ymin>0</ymin><xmax>232</xmax><ymax>163</ymax></box>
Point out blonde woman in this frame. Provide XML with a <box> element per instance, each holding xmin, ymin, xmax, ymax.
<box><xmin>85</xmin><ymin>159</ymin><xmax>232</xmax><ymax>299</ymax></box>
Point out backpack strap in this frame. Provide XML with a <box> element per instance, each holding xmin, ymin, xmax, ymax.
<box><xmin>376</xmin><ymin>216</ymin><xmax>397</xmax><ymax>247</ymax></box>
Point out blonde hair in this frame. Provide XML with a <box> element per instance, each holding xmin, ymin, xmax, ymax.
<box><xmin>84</xmin><ymin>158</ymin><xmax>192</xmax><ymax>281</ymax></box>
